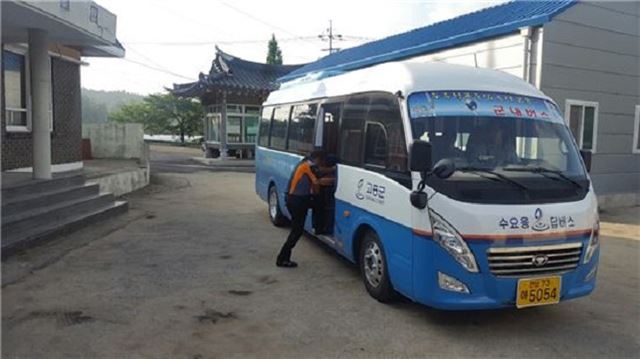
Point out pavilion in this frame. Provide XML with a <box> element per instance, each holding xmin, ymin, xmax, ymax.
<box><xmin>172</xmin><ymin>47</ymin><xmax>303</xmax><ymax>158</ymax></box>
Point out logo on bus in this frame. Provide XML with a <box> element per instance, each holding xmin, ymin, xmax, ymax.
<box><xmin>498</xmin><ymin>208</ymin><xmax>575</xmax><ymax>232</ymax></box>
<box><xmin>532</xmin><ymin>254</ymin><xmax>549</xmax><ymax>267</ymax></box>
<box><xmin>355</xmin><ymin>179</ymin><xmax>385</xmax><ymax>204</ymax></box>
<box><xmin>531</xmin><ymin>208</ymin><xmax>550</xmax><ymax>232</ymax></box>
<box><xmin>355</xmin><ymin>179</ymin><xmax>366</xmax><ymax>200</ymax></box>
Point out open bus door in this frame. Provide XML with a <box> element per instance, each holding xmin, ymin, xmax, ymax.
<box><xmin>311</xmin><ymin>102</ymin><xmax>342</xmax><ymax>236</ymax></box>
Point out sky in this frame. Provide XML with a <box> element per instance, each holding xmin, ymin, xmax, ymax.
<box><xmin>81</xmin><ymin>0</ymin><xmax>507</xmax><ymax>95</ymax></box>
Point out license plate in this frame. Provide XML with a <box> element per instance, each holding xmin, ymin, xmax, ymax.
<box><xmin>516</xmin><ymin>276</ymin><xmax>561</xmax><ymax>308</ymax></box>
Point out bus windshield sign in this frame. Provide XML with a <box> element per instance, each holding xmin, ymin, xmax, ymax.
<box><xmin>408</xmin><ymin>91</ymin><xmax>563</xmax><ymax>123</ymax></box>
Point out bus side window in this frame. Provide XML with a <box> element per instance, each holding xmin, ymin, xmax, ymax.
<box><xmin>321</xmin><ymin>102</ymin><xmax>343</xmax><ymax>159</ymax></box>
<box><xmin>271</xmin><ymin>106</ymin><xmax>291</xmax><ymax>150</ymax></box>
<box><xmin>340</xmin><ymin>95</ymin><xmax>368</xmax><ymax>166</ymax></box>
<box><xmin>288</xmin><ymin>103</ymin><xmax>317</xmax><ymax>154</ymax></box>
<box><xmin>364</xmin><ymin>122</ymin><xmax>387</xmax><ymax>167</ymax></box>
<box><xmin>368</xmin><ymin>93</ymin><xmax>408</xmax><ymax>172</ymax></box>
<box><xmin>258</xmin><ymin>106</ymin><xmax>273</xmax><ymax>147</ymax></box>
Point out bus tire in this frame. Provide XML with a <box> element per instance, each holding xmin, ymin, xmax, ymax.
<box><xmin>268</xmin><ymin>185</ymin><xmax>287</xmax><ymax>227</ymax></box>
<box><xmin>359</xmin><ymin>231</ymin><xmax>395</xmax><ymax>303</ymax></box>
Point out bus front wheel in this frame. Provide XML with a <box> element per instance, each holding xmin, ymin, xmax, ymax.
<box><xmin>268</xmin><ymin>185</ymin><xmax>287</xmax><ymax>227</ymax></box>
<box><xmin>359</xmin><ymin>231</ymin><xmax>395</xmax><ymax>303</ymax></box>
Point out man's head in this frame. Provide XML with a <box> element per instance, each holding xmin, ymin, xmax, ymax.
<box><xmin>309</xmin><ymin>149</ymin><xmax>327</xmax><ymax>165</ymax></box>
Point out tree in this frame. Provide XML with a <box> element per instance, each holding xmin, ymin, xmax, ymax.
<box><xmin>109</xmin><ymin>101</ymin><xmax>166</xmax><ymax>135</ymax></box>
<box><xmin>146</xmin><ymin>93</ymin><xmax>203</xmax><ymax>144</ymax></box>
<box><xmin>110</xmin><ymin>93</ymin><xmax>203</xmax><ymax>144</ymax></box>
<box><xmin>81</xmin><ymin>95</ymin><xmax>109</xmax><ymax>123</ymax></box>
<box><xmin>266</xmin><ymin>34</ymin><xmax>283</xmax><ymax>65</ymax></box>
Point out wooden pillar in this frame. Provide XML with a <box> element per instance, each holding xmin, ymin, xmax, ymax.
<box><xmin>220</xmin><ymin>91</ymin><xmax>228</xmax><ymax>159</ymax></box>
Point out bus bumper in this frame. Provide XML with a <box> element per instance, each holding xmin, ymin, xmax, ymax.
<box><xmin>411</xmin><ymin>237</ymin><xmax>599</xmax><ymax>310</ymax></box>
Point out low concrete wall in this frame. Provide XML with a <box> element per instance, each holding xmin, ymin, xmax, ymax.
<box><xmin>87</xmin><ymin>166</ymin><xmax>149</xmax><ymax>197</ymax></box>
<box><xmin>597</xmin><ymin>192</ymin><xmax>640</xmax><ymax>211</ymax></box>
<box><xmin>82</xmin><ymin>123</ymin><xmax>150</xmax><ymax>196</ymax></box>
<box><xmin>83</xmin><ymin>123</ymin><xmax>146</xmax><ymax>160</ymax></box>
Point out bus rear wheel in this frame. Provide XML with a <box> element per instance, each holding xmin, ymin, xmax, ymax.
<box><xmin>359</xmin><ymin>231</ymin><xmax>395</xmax><ymax>303</ymax></box>
<box><xmin>268</xmin><ymin>185</ymin><xmax>287</xmax><ymax>227</ymax></box>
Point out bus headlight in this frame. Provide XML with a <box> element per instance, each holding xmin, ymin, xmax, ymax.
<box><xmin>429</xmin><ymin>210</ymin><xmax>478</xmax><ymax>273</ymax></box>
<box><xmin>438</xmin><ymin>272</ymin><xmax>470</xmax><ymax>294</ymax></box>
<box><xmin>583</xmin><ymin>222</ymin><xmax>600</xmax><ymax>264</ymax></box>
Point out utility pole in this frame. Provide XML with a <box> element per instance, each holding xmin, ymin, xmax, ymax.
<box><xmin>318</xmin><ymin>20</ymin><xmax>342</xmax><ymax>54</ymax></box>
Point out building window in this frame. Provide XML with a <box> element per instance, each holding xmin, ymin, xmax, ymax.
<box><xmin>227</xmin><ymin>115</ymin><xmax>242</xmax><ymax>143</ymax></box>
<box><xmin>206</xmin><ymin>113</ymin><xmax>220</xmax><ymax>142</ymax></box>
<box><xmin>3</xmin><ymin>49</ymin><xmax>29</xmax><ymax>132</ymax></box>
<box><xmin>565</xmin><ymin>100</ymin><xmax>599</xmax><ymax>152</ymax></box>
<box><xmin>633</xmin><ymin>105</ymin><xmax>640</xmax><ymax>154</ymax></box>
<box><xmin>90</xmin><ymin>5</ymin><xmax>99</xmax><ymax>23</ymax></box>
<box><xmin>243</xmin><ymin>106</ymin><xmax>260</xmax><ymax>144</ymax></box>
<box><xmin>60</xmin><ymin>0</ymin><xmax>70</xmax><ymax>10</ymax></box>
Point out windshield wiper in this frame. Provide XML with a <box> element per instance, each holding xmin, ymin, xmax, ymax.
<box><xmin>456</xmin><ymin>166</ymin><xmax>530</xmax><ymax>192</ymax></box>
<box><xmin>503</xmin><ymin>165</ymin><xmax>585</xmax><ymax>189</ymax></box>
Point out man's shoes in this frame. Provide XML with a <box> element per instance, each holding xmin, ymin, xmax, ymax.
<box><xmin>276</xmin><ymin>260</ymin><xmax>298</xmax><ymax>268</ymax></box>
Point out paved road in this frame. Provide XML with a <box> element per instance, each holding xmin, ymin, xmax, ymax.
<box><xmin>148</xmin><ymin>143</ymin><xmax>213</xmax><ymax>174</ymax></box>
<box><xmin>149</xmin><ymin>144</ymin><xmax>254</xmax><ymax>174</ymax></box>
<box><xmin>2</xmin><ymin>161</ymin><xmax>639</xmax><ymax>357</ymax></box>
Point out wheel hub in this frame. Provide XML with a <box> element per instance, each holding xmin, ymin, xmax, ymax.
<box><xmin>363</xmin><ymin>241</ymin><xmax>383</xmax><ymax>287</ymax></box>
<box><xmin>269</xmin><ymin>189</ymin><xmax>278</xmax><ymax>220</ymax></box>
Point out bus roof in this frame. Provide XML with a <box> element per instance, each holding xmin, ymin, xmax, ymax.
<box><xmin>264</xmin><ymin>61</ymin><xmax>551</xmax><ymax>106</ymax></box>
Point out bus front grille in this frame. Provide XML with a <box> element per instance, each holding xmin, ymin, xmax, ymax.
<box><xmin>487</xmin><ymin>242</ymin><xmax>583</xmax><ymax>277</ymax></box>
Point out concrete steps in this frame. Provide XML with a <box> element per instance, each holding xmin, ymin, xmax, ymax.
<box><xmin>2</xmin><ymin>183</ymin><xmax>100</xmax><ymax>215</ymax></box>
<box><xmin>2</xmin><ymin>175</ymin><xmax>85</xmax><ymax>202</ymax></box>
<box><xmin>1</xmin><ymin>174</ymin><xmax>128</xmax><ymax>257</ymax></box>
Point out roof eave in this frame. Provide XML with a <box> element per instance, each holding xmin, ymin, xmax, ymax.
<box><xmin>80</xmin><ymin>40</ymin><xmax>126</xmax><ymax>58</ymax></box>
<box><xmin>280</xmin><ymin>16</ymin><xmax>556</xmax><ymax>83</ymax></box>
<box><xmin>281</xmin><ymin>0</ymin><xmax>577</xmax><ymax>83</ymax></box>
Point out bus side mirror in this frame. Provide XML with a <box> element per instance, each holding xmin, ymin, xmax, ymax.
<box><xmin>410</xmin><ymin>191</ymin><xmax>428</xmax><ymax>209</ymax></box>
<box><xmin>580</xmin><ymin>150</ymin><xmax>592</xmax><ymax>173</ymax></box>
<box><xmin>410</xmin><ymin>140</ymin><xmax>432</xmax><ymax>209</ymax></box>
<box><xmin>410</xmin><ymin>140</ymin><xmax>432</xmax><ymax>174</ymax></box>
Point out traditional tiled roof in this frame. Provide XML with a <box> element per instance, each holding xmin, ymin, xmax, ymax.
<box><xmin>172</xmin><ymin>47</ymin><xmax>305</xmax><ymax>97</ymax></box>
<box><xmin>280</xmin><ymin>0</ymin><xmax>576</xmax><ymax>82</ymax></box>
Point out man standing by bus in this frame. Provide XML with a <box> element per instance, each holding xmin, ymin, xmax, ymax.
<box><xmin>276</xmin><ymin>150</ymin><xmax>333</xmax><ymax>268</ymax></box>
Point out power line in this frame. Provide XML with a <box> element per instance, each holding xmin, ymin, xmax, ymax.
<box><xmin>318</xmin><ymin>20</ymin><xmax>343</xmax><ymax>54</ymax></box>
<box><xmin>123</xmin><ymin>38</ymin><xmax>296</xmax><ymax>46</ymax></box>
<box><xmin>217</xmin><ymin>1</ymin><xmax>317</xmax><ymax>45</ymax></box>
<box><xmin>120</xmin><ymin>57</ymin><xmax>197</xmax><ymax>82</ymax></box>
<box><xmin>125</xmin><ymin>45</ymin><xmax>178</xmax><ymax>75</ymax></box>
<box><xmin>122</xmin><ymin>36</ymin><xmax>374</xmax><ymax>47</ymax></box>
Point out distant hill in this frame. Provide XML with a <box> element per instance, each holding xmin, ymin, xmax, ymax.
<box><xmin>82</xmin><ymin>88</ymin><xmax>144</xmax><ymax>123</ymax></box>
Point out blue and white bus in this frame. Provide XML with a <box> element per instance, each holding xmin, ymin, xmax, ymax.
<box><xmin>255</xmin><ymin>61</ymin><xmax>599</xmax><ymax>310</ymax></box>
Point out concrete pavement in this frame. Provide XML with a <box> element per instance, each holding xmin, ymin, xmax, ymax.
<box><xmin>2</xmin><ymin>168</ymin><xmax>639</xmax><ymax>358</ymax></box>
<box><xmin>600</xmin><ymin>206</ymin><xmax>640</xmax><ymax>241</ymax></box>
<box><xmin>149</xmin><ymin>144</ymin><xmax>254</xmax><ymax>174</ymax></box>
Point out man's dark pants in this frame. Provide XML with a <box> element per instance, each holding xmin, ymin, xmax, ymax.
<box><xmin>277</xmin><ymin>195</ymin><xmax>312</xmax><ymax>263</ymax></box>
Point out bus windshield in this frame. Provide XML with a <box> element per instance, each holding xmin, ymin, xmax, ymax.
<box><xmin>408</xmin><ymin>91</ymin><xmax>589</xmax><ymax>204</ymax></box>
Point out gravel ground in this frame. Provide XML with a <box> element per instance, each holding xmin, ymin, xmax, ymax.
<box><xmin>2</xmin><ymin>169</ymin><xmax>639</xmax><ymax>358</ymax></box>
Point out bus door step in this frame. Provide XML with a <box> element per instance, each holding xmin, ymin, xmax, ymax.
<box><xmin>315</xmin><ymin>234</ymin><xmax>336</xmax><ymax>247</ymax></box>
